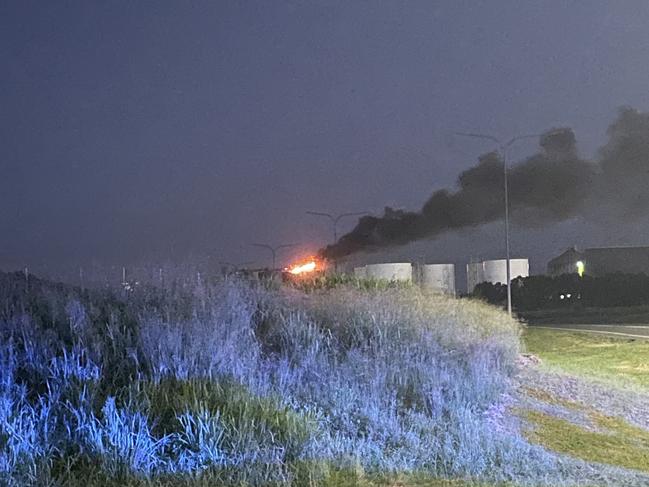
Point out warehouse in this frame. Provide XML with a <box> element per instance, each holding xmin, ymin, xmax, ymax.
<box><xmin>547</xmin><ymin>246</ymin><xmax>649</xmax><ymax>277</ymax></box>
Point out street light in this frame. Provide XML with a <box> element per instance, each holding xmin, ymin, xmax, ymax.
<box><xmin>250</xmin><ymin>243</ymin><xmax>297</xmax><ymax>269</ymax></box>
<box><xmin>455</xmin><ymin>131</ymin><xmax>542</xmax><ymax>317</ymax></box>
<box><xmin>306</xmin><ymin>211</ymin><xmax>370</xmax><ymax>244</ymax></box>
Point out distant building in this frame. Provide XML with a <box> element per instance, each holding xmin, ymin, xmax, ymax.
<box><xmin>547</xmin><ymin>246</ymin><xmax>649</xmax><ymax>277</ymax></box>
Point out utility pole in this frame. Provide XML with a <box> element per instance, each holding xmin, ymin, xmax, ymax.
<box><xmin>250</xmin><ymin>243</ymin><xmax>297</xmax><ymax>270</ymax></box>
<box><xmin>306</xmin><ymin>210</ymin><xmax>369</xmax><ymax>273</ymax></box>
<box><xmin>306</xmin><ymin>211</ymin><xmax>369</xmax><ymax>244</ymax></box>
<box><xmin>455</xmin><ymin>131</ymin><xmax>543</xmax><ymax>316</ymax></box>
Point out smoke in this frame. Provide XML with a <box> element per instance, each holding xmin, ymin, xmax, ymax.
<box><xmin>595</xmin><ymin>107</ymin><xmax>649</xmax><ymax>217</ymax></box>
<box><xmin>322</xmin><ymin>107</ymin><xmax>649</xmax><ymax>259</ymax></box>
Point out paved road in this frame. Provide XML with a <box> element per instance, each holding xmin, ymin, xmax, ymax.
<box><xmin>528</xmin><ymin>323</ymin><xmax>649</xmax><ymax>339</ymax></box>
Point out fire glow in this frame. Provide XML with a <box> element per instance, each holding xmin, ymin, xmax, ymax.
<box><xmin>285</xmin><ymin>257</ymin><xmax>322</xmax><ymax>275</ymax></box>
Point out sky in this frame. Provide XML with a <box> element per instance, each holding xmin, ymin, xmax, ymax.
<box><xmin>2</xmin><ymin>1</ymin><xmax>649</xmax><ymax>281</ymax></box>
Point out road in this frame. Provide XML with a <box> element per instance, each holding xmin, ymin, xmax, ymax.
<box><xmin>528</xmin><ymin>323</ymin><xmax>649</xmax><ymax>339</ymax></box>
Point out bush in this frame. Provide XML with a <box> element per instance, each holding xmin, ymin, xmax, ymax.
<box><xmin>0</xmin><ymin>272</ymin><xmax>612</xmax><ymax>486</ymax></box>
<box><xmin>472</xmin><ymin>272</ymin><xmax>649</xmax><ymax>311</ymax></box>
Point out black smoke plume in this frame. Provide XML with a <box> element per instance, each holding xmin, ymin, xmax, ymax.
<box><xmin>322</xmin><ymin>107</ymin><xmax>649</xmax><ymax>259</ymax></box>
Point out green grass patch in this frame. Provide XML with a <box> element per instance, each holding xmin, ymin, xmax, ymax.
<box><xmin>523</xmin><ymin>328</ymin><xmax>649</xmax><ymax>389</ymax></box>
<box><xmin>54</xmin><ymin>466</ymin><xmax>504</xmax><ymax>486</ymax></box>
<box><xmin>135</xmin><ymin>377</ymin><xmax>316</xmax><ymax>461</ymax></box>
<box><xmin>522</xmin><ymin>408</ymin><xmax>649</xmax><ymax>474</ymax></box>
<box><xmin>520</xmin><ymin>305</ymin><xmax>649</xmax><ymax>325</ymax></box>
<box><xmin>522</xmin><ymin>387</ymin><xmax>585</xmax><ymax>411</ymax></box>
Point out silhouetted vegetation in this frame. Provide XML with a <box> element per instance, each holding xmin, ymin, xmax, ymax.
<box><xmin>472</xmin><ymin>272</ymin><xmax>649</xmax><ymax>311</ymax></box>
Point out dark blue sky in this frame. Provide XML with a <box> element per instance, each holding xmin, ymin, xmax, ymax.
<box><xmin>2</xmin><ymin>1</ymin><xmax>649</xmax><ymax>275</ymax></box>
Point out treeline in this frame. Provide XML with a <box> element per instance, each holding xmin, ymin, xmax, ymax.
<box><xmin>473</xmin><ymin>273</ymin><xmax>649</xmax><ymax>310</ymax></box>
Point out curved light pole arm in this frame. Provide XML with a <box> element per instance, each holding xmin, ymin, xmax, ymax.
<box><xmin>333</xmin><ymin>211</ymin><xmax>370</xmax><ymax>224</ymax></box>
<box><xmin>308</xmin><ymin>210</ymin><xmax>369</xmax><ymax>244</ymax></box>
<box><xmin>333</xmin><ymin>211</ymin><xmax>370</xmax><ymax>243</ymax></box>
<box><xmin>455</xmin><ymin>132</ymin><xmax>501</xmax><ymax>146</ymax></box>
<box><xmin>454</xmin><ymin>130</ymin><xmax>543</xmax><ymax>317</ymax></box>
<box><xmin>251</xmin><ymin>243</ymin><xmax>297</xmax><ymax>269</ymax></box>
<box><xmin>275</xmin><ymin>243</ymin><xmax>298</xmax><ymax>252</ymax></box>
<box><xmin>505</xmin><ymin>133</ymin><xmax>541</xmax><ymax>148</ymax></box>
<box><xmin>306</xmin><ymin>211</ymin><xmax>335</xmax><ymax>222</ymax></box>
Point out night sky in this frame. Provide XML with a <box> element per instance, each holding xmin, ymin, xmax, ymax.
<box><xmin>3</xmin><ymin>1</ymin><xmax>649</xmax><ymax>280</ymax></box>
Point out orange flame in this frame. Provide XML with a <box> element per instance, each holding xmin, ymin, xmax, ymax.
<box><xmin>285</xmin><ymin>257</ymin><xmax>323</xmax><ymax>275</ymax></box>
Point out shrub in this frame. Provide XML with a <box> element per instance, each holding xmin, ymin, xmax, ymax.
<box><xmin>2</xmin><ymin>272</ymin><xmax>636</xmax><ymax>486</ymax></box>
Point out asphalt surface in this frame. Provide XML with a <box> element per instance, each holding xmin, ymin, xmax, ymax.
<box><xmin>528</xmin><ymin>323</ymin><xmax>649</xmax><ymax>339</ymax></box>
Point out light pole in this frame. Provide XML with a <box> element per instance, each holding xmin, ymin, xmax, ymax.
<box><xmin>306</xmin><ymin>211</ymin><xmax>369</xmax><ymax>244</ymax></box>
<box><xmin>250</xmin><ymin>243</ymin><xmax>297</xmax><ymax>269</ymax></box>
<box><xmin>307</xmin><ymin>211</ymin><xmax>369</xmax><ymax>272</ymax></box>
<box><xmin>455</xmin><ymin>131</ymin><xmax>542</xmax><ymax>316</ymax></box>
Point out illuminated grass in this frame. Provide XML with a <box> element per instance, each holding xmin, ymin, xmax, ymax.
<box><xmin>522</xmin><ymin>387</ymin><xmax>583</xmax><ymax>411</ymax></box>
<box><xmin>522</xmin><ymin>409</ymin><xmax>649</xmax><ymax>474</ymax></box>
<box><xmin>52</xmin><ymin>466</ymin><xmax>505</xmax><ymax>486</ymax></box>
<box><xmin>7</xmin><ymin>274</ymin><xmax>643</xmax><ymax>486</ymax></box>
<box><xmin>523</xmin><ymin>328</ymin><xmax>649</xmax><ymax>389</ymax></box>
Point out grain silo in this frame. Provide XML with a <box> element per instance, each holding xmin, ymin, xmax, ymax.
<box><xmin>419</xmin><ymin>264</ymin><xmax>455</xmax><ymax>295</ymax></box>
<box><xmin>364</xmin><ymin>263</ymin><xmax>412</xmax><ymax>282</ymax></box>
<box><xmin>466</xmin><ymin>262</ymin><xmax>483</xmax><ymax>294</ymax></box>
<box><xmin>467</xmin><ymin>258</ymin><xmax>529</xmax><ymax>293</ymax></box>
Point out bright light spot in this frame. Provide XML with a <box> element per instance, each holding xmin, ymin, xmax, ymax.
<box><xmin>288</xmin><ymin>261</ymin><xmax>317</xmax><ymax>275</ymax></box>
<box><xmin>566</xmin><ymin>293</ymin><xmax>572</xmax><ymax>298</ymax></box>
<box><xmin>576</xmin><ymin>261</ymin><xmax>585</xmax><ymax>277</ymax></box>
<box><xmin>285</xmin><ymin>257</ymin><xmax>324</xmax><ymax>276</ymax></box>
<box><xmin>560</xmin><ymin>294</ymin><xmax>565</xmax><ymax>300</ymax></box>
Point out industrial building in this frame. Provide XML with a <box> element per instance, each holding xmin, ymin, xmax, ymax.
<box><xmin>547</xmin><ymin>246</ymin><xmax>649</xmax><ymax>277</ymax></box>
<box><xmin>466</xmin><ymin>259</ymin><xmax>529</xmax><ymax>293</ymax></box>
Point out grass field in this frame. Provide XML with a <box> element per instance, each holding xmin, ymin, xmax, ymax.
<box><xmin>3</xmin><ymin>270</ymin><xmax>649</xmax><ymax>486</ymax></box>
<box><xmin>520</xmin><ymin>305</ymin><xmax>649</xmax><ymax>325</ymax></box>
<box><xmin>523</xmin><ymin>327</ymin><xmax>649</xmax><ymax>389</ymax></box>
<box><xmin>520</xmin><ymin>328</ymin><xmax>649</xmax><ymax>480</ymax></box>
<box><xmin>2</xmin><ymin>272</ymin><xmax>542</xmax><ymax>486</ymax></box>
<box><xmin>521</xmin><ymin>405</ymin><xmax>649</xmax><ymax>475</ymax></box>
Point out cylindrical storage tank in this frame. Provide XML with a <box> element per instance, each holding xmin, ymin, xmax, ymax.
<box><xmin>466</xmin><ymin>262</ymin><xmax>484</xmax><ymax>294</ymax></box>
<box><xmin>481</xmin><ymin>258</ymin><xmax>529</xmax><ymax>286</ymax></box>
<box><xmin>353</xmin><ymin>266</ymin><xmax>367</xmax><ymax>279</ymax></box>
<box><xmin>510</xmin><ymin>258</ymin><xmax>530</xmax><ymax>281</ymax></box>
<box><xmin>420</xmin><ymin>264</ymin><xmax>455</xmax><ymax>295</ymax></box>
<box><xmin>467</xmin><ymin>259</ymin><xmax>529</xmax><ymax>293</ymax></box>
<box><xmin>365</xmin><ymin>263</ymin><xmax>412</xmax><ymax>282</ymax></box>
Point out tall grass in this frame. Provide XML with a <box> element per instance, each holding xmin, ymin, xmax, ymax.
<box><xmin>0</xmin><ymin>272</ymin><xmax>627</xmax><ymax>485</ymax></box>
